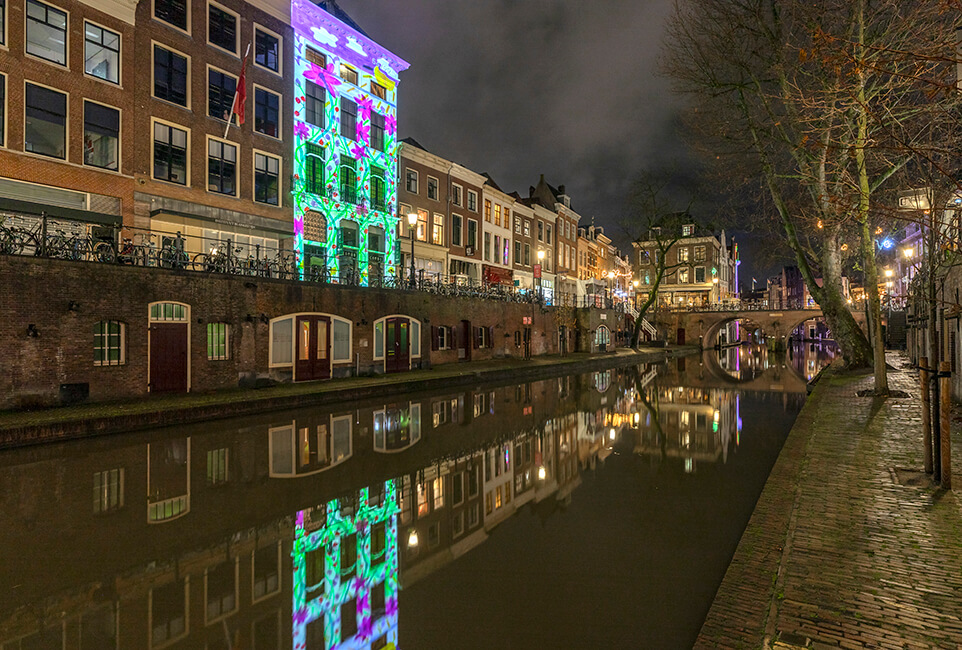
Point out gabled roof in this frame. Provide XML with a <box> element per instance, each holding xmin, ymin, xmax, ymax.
<box><xmin>400</xmin><ymin>137</ymin><xmax>429</xmax><ymax>153</ymax></box>
<box><xmin>482</xmin><ymin>172</ymin><xmax>504</xmax><ymax>193</ymax></box>
<box><xmin>529</xmin><ymin>174</ymin><xmax>566</xmax><ymax>210</ymax></box>
<box><xmin>312</xmin><ymin>0</ymin><xmax>369</xmax><ymax>37</ymax></box>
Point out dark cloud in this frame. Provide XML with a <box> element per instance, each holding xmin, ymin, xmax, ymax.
<box><xmin>342</xmin><ymin>0</ymin><xmax>682</xmax><ymax>249</ymax></box>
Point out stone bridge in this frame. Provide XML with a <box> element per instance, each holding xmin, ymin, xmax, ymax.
<box><xmin>659</xmin><ymin>307</ymin><xmax>868</xmax><ymax>348</ymax></box>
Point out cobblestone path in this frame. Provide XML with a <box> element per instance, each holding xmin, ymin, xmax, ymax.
<box><xmin>697</xmin><ymin>352</ymin><xmax>962</xmax><ymax>649</ymax></box>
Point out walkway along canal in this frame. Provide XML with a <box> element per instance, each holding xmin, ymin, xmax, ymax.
<box><xmin>0</xmin><ymin>344</ymin><xmax>831</xmax><ymax>648</ymax></box>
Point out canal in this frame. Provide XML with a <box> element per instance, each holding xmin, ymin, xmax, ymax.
<box><xmin>0</xmin><ymin>343</ymin><xmax>836</xmax><ymax>649</ymax></box>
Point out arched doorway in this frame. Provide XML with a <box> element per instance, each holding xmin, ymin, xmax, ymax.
<box><xmin>148</xmin><ymin>301</ymin><xmax>190</xmax><ymax>393</ymax></box>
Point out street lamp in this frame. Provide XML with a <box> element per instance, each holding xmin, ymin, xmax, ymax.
<box><xmin>607</xmin><ymin>270</ymin><xmax>615</xmax><ymax>308</ymax></box>
<box><xmin>407</xmin><ymin>212</ymin><xmax>418</xmax><ymax>289</ymax></box>
<box><xmin>633</xmin><ymin>279</ymin><xmax>640</xmax><ymax>309</ymax></box>
<box><xmin>536</xmin><ymin>249</ymin><xmax>546</xmax><ymax>302</ymax></box>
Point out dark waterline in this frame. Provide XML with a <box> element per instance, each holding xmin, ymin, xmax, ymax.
<box><xmin>0</xmin><ymin>343</ymin><xmax>834</xmax><ymax>649</ymax></box>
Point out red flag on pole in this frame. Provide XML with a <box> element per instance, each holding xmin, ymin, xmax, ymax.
<box><xmin>223</xmin><ymin>43</ymin><xmax>251</xmax><ymax>140</ymax></box>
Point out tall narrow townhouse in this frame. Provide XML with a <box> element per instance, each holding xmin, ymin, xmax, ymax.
<box><xmin>134</xmin><ymin>0</ymin><xmax>294</xmax><ymax>259</ymax></box>
<box><xmin>396</xmin><ymin>138</ymin><xmax>453</xmax><ymax>282</ymax></box>
<box><xmin>510</xmin><ymin>198</ymin><xmax>536</xmax><ymax>294</ymax></box>
<box><xmin>480</xmin><ymin>173</ymin><xmax>513</xmax><ymax>287</ymax></box>
<box><xmin>0</xmin><ymin>0</ymin><xmax>137</xmax><ymax>239</ymax></box>
<box><xmin>528</xmin><ymin>176</ymin><xmax>582</xmax><ymax>305</ymax></box>
<box><xmin>446</xmin><ymin>161</ymin><xmax>485</xmax><ymax>283</ymax></box>
<box><xmin>292</xmin><ymin>0</ymin><xmax>408</xmax><ymax>285</ymax></box>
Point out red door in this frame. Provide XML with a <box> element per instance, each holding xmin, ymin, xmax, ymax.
<box><xmin>295</xmin><ymin>315</ymin><xmax>331</xmax><ymax>381</ymax></box>
<box><xmin>149</xmin><ymin>323</ymin><xmax>188</xmax><ymax>393</ymax></box>
<box><xmin>385</xmin><ymin>317</ymin><xmax>410</xmax><ymax>373</ymax></box>
<box><xmin>460</xmin><ymin>320</ymin><xmax>472</xmax><ymax>361</ymax></box>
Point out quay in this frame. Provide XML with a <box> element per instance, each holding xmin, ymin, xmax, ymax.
<box><xmin>697</xmin><ymin>352</ymin><xmax>962</xmax><ymax>649</ymax></box>
<box><xmin>0</xmin><ymin>346</ymin><xmax>691</xmax><ymax>449</ymax></box>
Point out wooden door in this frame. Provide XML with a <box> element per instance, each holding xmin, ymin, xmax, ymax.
<box><xmin>385</xmin><ymin>317</ymin><xmax>410</xmax><ymax>373</ymax></box>
<box><xmin>677</xmin><ymin>328</ymin><xmax>686</xmax><ymax>345</ymax></box>
<box><xmin>149</xmin><ymin>323</ymin><xmax>188</xmax><ymax>393</ymax></box>
<box><xmin>460</xmin><ymin>320</ymin><xmax>472</xmax><ymax>361</ymax></box>
<box><xmin>295</xmin><ymin>315</ymin><xmax>331</xmax><ymax>381</ymax></box>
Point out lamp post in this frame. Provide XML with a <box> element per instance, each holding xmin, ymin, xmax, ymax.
<box><xmin>407</xmin><ymin>212</ymin><xmax>418</xmax><ymax>289</ymax></box>
<box><xmin>536</xmin><ymin>249</ymin><xmax>545</xmax><ymax>303</ymax></box>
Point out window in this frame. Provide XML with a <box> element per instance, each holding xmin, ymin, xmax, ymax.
<box><xmin>83</xmin><ymin>101</ymin><xmax>119</xmax><ymax>170</ymax></box>
<box><xmin>305</xmin><ymin>143</ymin><xmax>325</xmax><ymax>195</ymax></box>
<box><xmin>254</xmin><ymin>152</ymin><xmax>279</xmax><ymax>205</ymax></box>
<box><xmin>208</xmin><ymin>68</ymin><xmax>236</xmax><ymax>121</ymax></box>
<box><xmin>524</xmin><ymin>243</ymin><xmax>530</xmax><ymax>265</ymax></box>
<box><xmin>694</xmin><ymin>245</ymin><xmax>706</xmax><ymax>262</ymax></box>
<box><xmin>0</xmin><ymin>0</ymin><xmax>5</xmax><ymax>46</ymax></box>
<box><xmin>340</xmin><ymin>534</ymin><xmax>357</xmax><ymax>579</ymax></box>
<box><xmin>679</xmin><ymin>267</ymin><xmax>689</xmax><ymax>283</ymax></box>
<box><xmin>467</xmin><ymin>219</ymin><xmax>477</xmax><ymax>249</ymax></box>
<box><xmin>305</xmin><ymin>80</ymin><xmax>325</xmax><ymax>128</ymax></box>
<box><xmin>682</xmin><ymin>224</ymin><xmax>694</xmax><ymax>236</ymax></box>
<box><xmin>432</xmin><ymin>213</ymin><xmax>444</xmax><ymax>246</ymax></box>
<box><xmin>154</xmin><ymin>44</ymin><xmax>189</xmax><ymax>106</ymax></box>
<box><xmin>371</xmin><ymin>523</ymin><xmax>386</xmax><ymax>564</ymax></box>
<box><xmin>494</xmin><ymin>203</ymin><xmax>501</xmax><ymax>226</ymax></box>
<box><xmin>371</xmin><ymin>80</ymin><xmax>386</xmax><ymax>99</ymax></box>
<box><xmin>405</xmin><ymin>168</ymin><xmax>418</xmax><ymax>193</ymax></box>
<box><xmin>26</xmin><ymin>0</ymin><xmax>66</xmax><ymax>65</ymax></box>
<box><xmin>370</xmin><ymin>165</ymin><xmax>386</xmax><ymax>210</ymax></box>
<box><xmin>484</xmin><ymin>199</ymin><xmax>491</xmax><ymax>222</ymax></box>
<box><xmin>208</xmin><ymin>138</ymin><xmax>236</xmax><ymax>195</ymax></box>
<box><xmin>93</xmin><ymin>468</ymin><xmax>124</xmax><ymax>513</ymax></box>
<box><xmin>208</xmin><ymin>4</ymin><xmax>236</xmax><ymax>53</ymax></box>
<box><xmin>339</xmin><ymin>156</ymin><xmax>356</xmax><ymax>203</ymax></box>
<box><xmin>206</xmin><ymin>448</ymin><xmax>228</xmax><ymax>484</ymax></box>
<box><xmin>93</xmin><ymin>320</ymin><xmax>125</xmax><ymax>365</ymax></box>
<box><xmin>207</xmin><ymin>322</ymin><xmax>229</xmax><ymax>360</ymax></box>
<box><xmin>339</xmin><ymin>63</ymin><xmax>357</xmax><ymax>85</ymax></box>
<box><xmin>467</xmin><ymin>190</ymin><xmax>477</xmax><ymax>212</ymax></box>
<box><xmin>305</xmin><ymin>46</ymin><xmax>325</xmax><ymax>68</ymax></box>
<box><xmin>370</xmin><ymin>112</ymin><xmax>384</xmax><ymax>152</ymax></box>
<box><xmin>150</xmin><ymin>580</ymin><xmax>188</xmax><ymax>647</ymax></box>
<box><xmin>154</xmin><ymin>0</ymin><xmax>187</xmax><ymax>30</ymax></box>
<box><xmin>205</xmin><ymin>561</ymin><xmax>237</xmax><ymax>622</ymax></box>
<box><xmin>538</xmin><ymin>221</ymin><xmax>544</xmax><ymax>241</ymax></box>
<box><xmin>340</xmin><ymin>97</ymin><xmax>356</xmax><ymax>140</ymax></box>
<box><xmin>255</xmin><ymin>88</ymin><xmax>279</xmax><ymax>138</ymax></box>
<box><xmin>153</xmin><ymin>123</ymin><xmax>187</xmax><ymax>184</ymax></box>
<box><xmin>524</xmin><ymin>220</ymin><xmax>531</xmax><ymax>237</ymax></box>
<box><xmin>84</xmin><ymin>23</ymin><xmax>120</xmax><ymax>83</ymax></box>
<box><xmin>484</xmin><ymin>232</ymin><xmax>491</xmax><ymax>261</ymax></box>
<box><xmin>514</xmin><ymin>217</ymin><xmax>521</xmax><ymax>234</ymax></box>
<box><xmin>451</xmin><ymin>183</ymin><xmax>462</xmax><ymax>206</ymax></box>
<box><xmin>514</xmin><ymin>241</ymin><xmax>521</xmax><ymax>266</ymax></box>
<box><xmin>427</xmin><ymin>176</ymin><xmax>439</xmax><ymax>201</ymax></box>
<box><xmin>452</xmin><ymin>214</ymin><xmax>462</xmax><ymax>247</ymax></box>
<box><xmin>546</xmin><ymin>224</ymin><xmax>552</xmax><ymax>245</ymax></box>
<box><xmin>305</xmin><ymin>547</ymin><xmax>324</xmax><ymax>592</ymax></box>
<box><xmin>254</xmin><ymin>27</ymin><xmax>280</xmax><ymax>72</ymax></box>
<box><xmin>252</xmin><ymin>545</ymin><xmax>280</xmax><ymax>600</ymax></box>
<box><xmin>25</xmin><ymin>83</ymin><xmax>66</xmax><ymax>159</ymax></box>
<box><xmin>678</xmin><ymin>247</ymin><xmax>689</xmax><ymax>262</ymax></box>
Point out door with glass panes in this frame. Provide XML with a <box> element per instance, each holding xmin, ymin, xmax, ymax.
<box><xmin>384</xmin><ymin>317</ymin><xmax>410</xmax><ymax>373</ymax></box>
<box><xmin>295</xmin><ymin>315</ymin><xmax>331</xmax><ymax>381</ymax></box>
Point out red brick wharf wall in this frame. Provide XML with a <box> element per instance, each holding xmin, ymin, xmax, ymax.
<box><xmin>0</xmin><ymin>256</ymin><xmax>570</xmax><ymax>408</ymax></box>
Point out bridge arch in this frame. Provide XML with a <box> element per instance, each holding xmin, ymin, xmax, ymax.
<box><xmin>671</xmin><ymin>308</ymin><xmax>849</xmax><ymax>349</ymax></box>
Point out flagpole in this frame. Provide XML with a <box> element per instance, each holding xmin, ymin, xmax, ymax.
<box><xmin>223</xmin><ymin>42</ymin><xmax>252</xmax><ymax>140</ymax></box>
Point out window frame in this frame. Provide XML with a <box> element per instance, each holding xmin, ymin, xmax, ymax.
<box><xmin>207</xmin><ymin>63</ymin><xmax>237</xmax><ymax>123</ymax></box>
<box><xmin>206</xmin><ymin>0</ymin><xmax>238</xmax><ymax>56</ymax></box>
<box><xmin>253</xmin><ymin>149</ymin><xmax>281</xmax><ymax>206</ymax></box>
<box><xmin>304</xmin><ymin>142</ymin><xmax>325</xmax><ymax>196</ymax></box>
<box><xmin>451</xmin><ymin>213</ymin><xmax>462</xmax><ymax>247</ymax></box>
<box><xmin>151</xmin><ymin>117</ymin><xmax>190</xmax><ymax>186</ymax></box>
<box><xmin>25</xmin><ymin>0</ymin><xmax>68</xmax><ymax>67</ymax></box>
<box><xmin>339</xmin><ymin>96</ymin><xmax>356</xmax><ymax>141</ymax></box>
<box><xmin>153</xmin><ymin>0</ymin><xmax>190</xmax><ymax>33</ymax></box>
<box><xmin>82</xmin><ymin>98</ymin><xmax>121</xmax><ymax>172</ymax></box>
<box><xmin>0</xmin><ymin>0</ymin><xmax>7</xmax><ymax>47</ymax></box>
<box><xmin>93</xmin><ymin>320</ymin><xmax>126</xmax><ymax>366</ymax></box>
<box><xmin>370</xmin><ymin>111</ymin><xmax>385</xmax><ymax>152</ymax></box>
<box><xmin>404</xmin><ymin>168</ymin><xmax>418</xmax><ymax>194</ymax></box>
<box><xmin>23</xmin><ymin>80</ymin><xmax>68</xmax><ymax>160</ymax></box>
<box><xmin>304</xmin><ymin>79</ymin><xmax>325</xmax><ymax>129</ymax></box>
<box><xmin>0</xmin><ymin>72</ymin><xmax>6</xmax><ymax>148</ymax></box>
<box><xmin>339</xmin><ymin>63</ymin><xmax>358</xmax><ymax>85</ymax></box>
<box><xmin>206</xmin><ymin>321</ymin><xmax>229</xmax><ymax>360</ymax></box>
<box><xmin>83</xmin><ymin>20</ymin><xmax>121</xmax><ymax>85</ymax></box>
<box><xmin>467</xmin><ymin>189</ymin><xmax>478</xmax><ymax>212</ymax></box>
<box><xmin>427</xmin><ymin>176</ymin><xmax>439</xmax><ymax>201</ymax></box>
<box><xmin>152</xmin><ymin>41</ymin><xmax>191</xmax><ymax>109</ymax></box>
<box><xmin>206</xmin><ymin>134</ymin><xmax>238</xmax><ymax>196</ymax></box>
<box><xmin>253</xmin><ymin>24</ymin><xmax>282</xmax><ymax>75</ymax></box>
<box><xmin>253</xmin><ymin>85</ymin><xmax>281</xmax><ymax>140</ymax></box>
<box><xmin>451</xmin><ymin>183</ymin><xmax>462</xmax><ymax>207</ymax></box>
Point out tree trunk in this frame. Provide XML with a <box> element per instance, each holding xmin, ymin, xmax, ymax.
<box><xmin>817</xmin><ymin>239</ymin><xmax>874</xmax><ymax>369</ymax></box>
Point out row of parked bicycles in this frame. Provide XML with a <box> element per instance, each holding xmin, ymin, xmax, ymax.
<box><xmin>0</xmin><ymin>221</ymin><xmax>303</xmax><ymax>280</ymax></box>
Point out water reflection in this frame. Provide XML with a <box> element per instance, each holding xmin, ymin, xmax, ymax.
<box><xmin>0</xmin><ymin>346</ymin><xmax>833</xmax><ymax>649</ymax></box>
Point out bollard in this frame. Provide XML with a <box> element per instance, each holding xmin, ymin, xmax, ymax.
<box><xmin>940</xmin><ymin>361</ymin><xmax>952</xmax><ymax>490</ymax></box>
<box><xmin>921</xmin><ymin>357</ymin><xmax>933</xmax><ymax>474</ymax></box>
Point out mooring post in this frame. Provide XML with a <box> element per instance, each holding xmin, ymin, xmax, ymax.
<box><xmin>921</xmin><ymin>357</ymin><xmax>933</xmax><ymax>474</ymax></box>
<box><xmin>940</xmin><ymin>361</ymin><xmax>952</xmax><ymax>490</ymax></box>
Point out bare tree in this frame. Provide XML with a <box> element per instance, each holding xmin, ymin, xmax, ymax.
<box><xmin>662</xmin><ymin>0</ymin><xmax>962</xmax><ymax>393</ymax></box>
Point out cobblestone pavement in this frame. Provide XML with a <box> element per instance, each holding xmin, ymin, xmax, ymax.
<box><xmin>697</xmin><ymin>352</ymin><xmax>962</xmax><ymax>649</ymax></box>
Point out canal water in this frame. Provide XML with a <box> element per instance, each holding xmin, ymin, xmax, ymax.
<box><xmin>0</xmin><ymin>343</ymin><xmax>836</xmax><ymax>649</ymax></box>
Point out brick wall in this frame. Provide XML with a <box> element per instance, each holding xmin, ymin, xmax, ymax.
<box><xmin>0</xmin><ymin>256</ymin><xmax>573</xmax><ymax>408</ymax></box>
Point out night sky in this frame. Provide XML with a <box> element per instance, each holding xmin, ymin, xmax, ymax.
<box><xmin>340</xmin><ymin>0</ymin><xmax>783</xmax><ymax>286</ymax></box>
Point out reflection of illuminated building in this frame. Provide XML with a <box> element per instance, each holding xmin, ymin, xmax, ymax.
<box><xmin>374</xmin><ymin>402</ymin><xmax>422</xmax><ymax>453</ymax></box>
<box><xmin>269</xmin><ymin>414</ymin><xmax>353</xmax><ymax>477</ymax></box>
<box><xmin>147</xmin><ymin>437</ymin><xmax>190</xmax><ymax>522</ymax></box>
<box><xmin>292</xmin><ymin>482</ymin><xmax>399</xmax><ymax>650</ymax></box>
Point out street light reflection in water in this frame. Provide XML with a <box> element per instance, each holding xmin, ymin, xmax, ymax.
<box><xmin>0</xmin><ymin>344</ymin><xmax>836</xmax><ymax>649</ymax></box>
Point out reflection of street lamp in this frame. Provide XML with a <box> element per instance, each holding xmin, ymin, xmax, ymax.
<box><xmin>607</xmin><ymin>270</ymin><xmax>615</xmax><ymax>307</ymax></box>
<box><xmin>407</xmin><ymin>212</ymin><xmax>418</xmax><ymax>289</ymax></box>
<box><xmin>537</xmin><ymin>249</ymin><xmax>546</xmax><ymax>302</ymax></box>
<box><xmin>633</xmin><ymin>279</ymin><xmax>640</xmax><ymax>309</ymax></box>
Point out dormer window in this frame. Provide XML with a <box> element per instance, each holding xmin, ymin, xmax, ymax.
<box><xmin>682</xmin><ymin>224</ymin><xmax>694</xmax><ymax>237</ymax></box>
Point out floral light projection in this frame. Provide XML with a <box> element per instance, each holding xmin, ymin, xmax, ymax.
<box><xmin>290</xmin><ymin>0</ymin><xmax>409</xmax><ymax>286</ymax></box>
<box><xmin>292</xmin><ymin>481</ymin><xmax>400</xmax><ymax>649</ymax></box>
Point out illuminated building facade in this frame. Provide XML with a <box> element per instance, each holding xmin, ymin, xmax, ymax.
<box><xmin>291</xmin><ymin>0</ymin><xmax>409</xmax><ymax>284</ymax></box>
<box><xmin>292</xmin><ymin>482</ymin><xmax>400</xmax><ymax>649</ymax></box>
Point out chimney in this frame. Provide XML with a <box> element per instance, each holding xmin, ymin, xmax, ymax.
<box><xmin>529</xmin><ymin>186</ymin><xmax>535</xmax><ymax>197</ymax></box>
<box><xmin>558</xmin><ymin>184</ymin><xmax>565</xmax><ymax>195</ymax></box>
